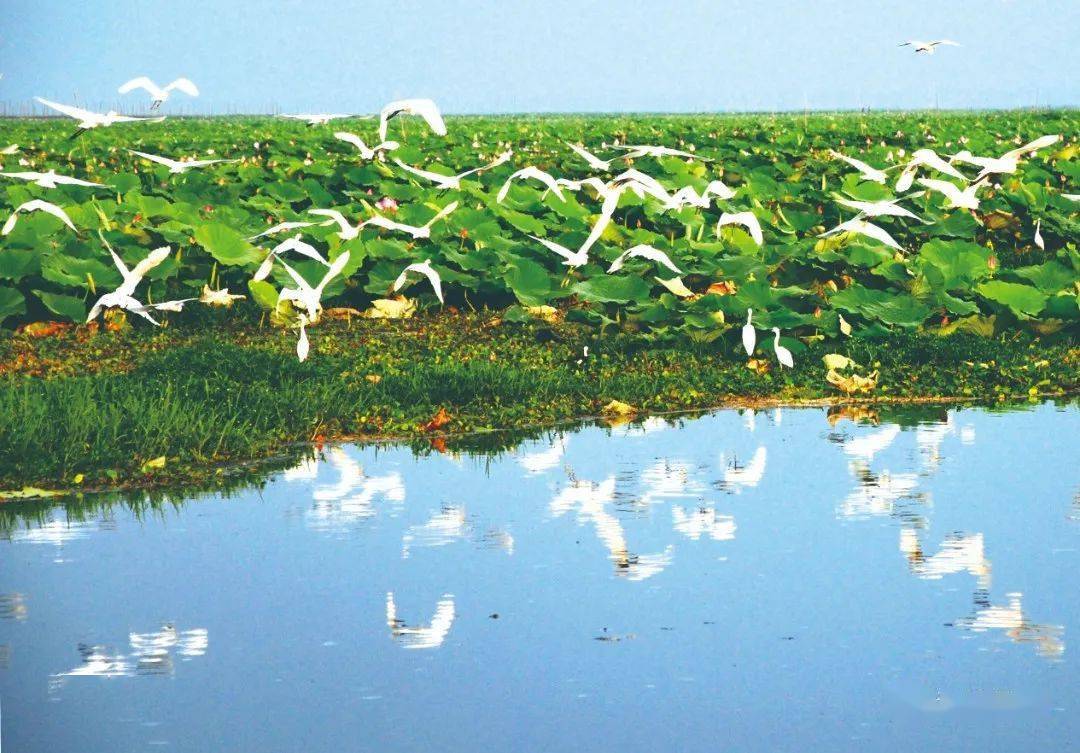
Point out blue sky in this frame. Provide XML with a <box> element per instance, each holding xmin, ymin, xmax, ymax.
<box><xmin>1</xmin><ymin>0</ymin><xmax>1077</xmax><ymax>114</ymax></box>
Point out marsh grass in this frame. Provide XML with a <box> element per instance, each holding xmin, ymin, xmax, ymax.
<box><xmin>0</xmin><ymin>315</ymin><xmax>1075</xmax><ymax>490</ymax></box>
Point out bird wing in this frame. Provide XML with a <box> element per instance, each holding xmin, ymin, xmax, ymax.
<box><xmin>314</xmin><ymin>251</ymin><xmax>351</xmax><ymax>295</ymax></box>
<box><xmin>118</xmin><ymin>77</ymin><xmax>162</xmax><ymax>97</ymax></box>
<box><xmin>423</xmin><ymin>201</ymin><xmax>459</xmax><ymax>228</ymax></box>
<box><xmin>277</xmin><ymin>258</ymin><xmax>314</xmax><ymax>294</ymax></box>
<box><xmin>719</xmin><ymin>212</ymin><xmax>763</xmax><ymax>245</ymax></box>
<box><xmin>1001</xmin><ymin>134</ymin><xmax>1060</xmax><ymax>161</ymax></box>
<box><xmin>308</xmin><ymin>208</ymin><xmax>352</xmax><ymax>234</ymax></box>
<box><xmin>34</xmin><ymin>97</ymin><xmax>96</xmax><ymax>121</ymax></box>
<box><xmin>128</xmin><ymin>149</ymin><xmax>177</xmax><ymax>168</ymax></box>
<box><xmin>410</xmin><ymin>261</ymin><xmax>443</xmax><ymax>303</ymax></box>
<box><xmin>333</xmin><ymin>131</ymin><xmax>368</xmax><ymax>152</ymax></box>
<box><xmin>631</xmin><ymin>245</ymin><xmax>682</xmax><ymax>275</ymax></box>
<box><xmin>531</xmin><ymin>236</ymin><xmax>577</xmax><ymax>263</ymax></box>
<box><xmin>393</xmin><ymin>159</ymin><xmax>456</xmax><ymax>185</ymax></box>
<box><xmin>931</xmin><ymin>40</ymin><xmax>960</xmax><ymax>47</ymax></box>
<box><xmin>412</xmin><ymin>99</ymin><xmax>447</xmax><ymax>136</ymax></box>
<box><xmin>917</xmin><ymin>178</ymin><xmax>962</xmax><ymax>202</ymax></box>
<box><xmin>164</xmin><ymin>78</ymin><xmax>199</xmax><ymax>96</ymax></box>
<box><xmin>854</xmin><ymin>221</ymin><xmax>902</xmax><ymax>250</ymax></box>
<box><xmin>1</xmin><ymin>209</ymin><xmax>19</xmax><ymax>235</ymax></box>
<box><xmin>52</xmin><ymin>174</ymin><xmax>107</xmax><ymax>187</ymax></box>
<box><xmin>705</xmin><ymin>180</ymin><xmax>736</xmax><ymax>200</ymax></box>
<box><xmin>23</xmin><ymin>199</ymin><xmax>76</xmax><ymax>231</ymax></box>
<box><xmin>111</xmin><ymin>113</ymin><xmax>166</xmax><ymax>123</ymax></box>
<box><xmin>275</xmin><ymin>235</ymin><xmax>329</xmax><ymax>265</ymax></box>
<box><xmin>129</xmin><ymin>247</ymin><xmax>172</xmax><ymax>282</ymax></box>
<box><xmin>566</xmin><ymin>142</ymin><xmax>609</xmax><ymax>168</ymax></box>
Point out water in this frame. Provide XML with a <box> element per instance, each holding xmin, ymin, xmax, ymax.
<box><xmin>1</xmin><ymin>402</ymin><xmax>1078</xmax><ymax>752</ymax></box>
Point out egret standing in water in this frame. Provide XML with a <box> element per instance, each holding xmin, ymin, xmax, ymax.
<box><xmin>772</xmin><ymin>327</ymin><xmax>794</xmax><ymax>369</ymax></box>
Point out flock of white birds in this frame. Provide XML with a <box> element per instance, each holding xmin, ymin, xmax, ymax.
<box><xmin>2</xmin><ymin>57</ymin><xmax>1066</xmax><ymax>366</ymax></box>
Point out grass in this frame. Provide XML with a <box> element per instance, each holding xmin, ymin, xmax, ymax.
<box><xmin>0</xmin><ymin>310</ymin><xmax>1076</xmax><ymax>493</ymax></box>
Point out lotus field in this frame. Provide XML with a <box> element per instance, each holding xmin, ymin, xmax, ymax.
<box><xmin>0</xmin><ymin>110</ymin><xmax>1077</xmax><ymax>360</ymax></box>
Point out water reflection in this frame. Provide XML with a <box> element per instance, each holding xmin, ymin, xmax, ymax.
<box><xmin>51</xmin><ymin>624</ymin><xmax>209</xmax><ymax>683</ymax></box>
<box><xmin>0</xmin><ymin>592</ymin><xmax>28</xmax><ymax>621</ymax></box>
<box><xmin>385</xmin><ymin>592</ymin><xmax>455</xmax><ymax>650</ymax></box>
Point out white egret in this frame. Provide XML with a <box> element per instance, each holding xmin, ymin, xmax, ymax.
<box><xmin>127</xmin><ymin>149</ymin><xmax>237</xmax><ymax>173</ymax></box>
<box><xmin>607</xmin><ymin>244</ymin><xmax>681</xmax><ymax>275</ymax></box>
<box><xmin>610</xmin><ymin>144</ymin><xmax>705</xmax><ymax>160</ymax></box>
<box><xmin>253</xmin><ymin>234</ymin><xmax>330</xmax><ymax>282</ymax></box>
<box><xmin>308</xmin><ymin>208</ymin><xmax>364</xmax><ymax>240</ymax></box>
<box><xmin>835</xmin><ymin>197</ymin><xmax>924</xmax><ymax>222</ymax></box>
<box><xmin>950</xmin><ymin>134</ymin><xmax>1060</xmax><ymax>180</ymax></box>
<box><xmin>1034</xmin><ymin>219</ymin><xmax>1044</xmax><ymax>250</ymax></box>
<box><xmin>86</xmin><ymin>243</ymin><xmax>182</xmax><ymax>325</ymax></box>
<box><xmin>829</xmin><ymin>150</ymin><xmax>889</xmax><ymax>184</ymax></box>
<box><xmin>497</xmin><ymin>166</ymin><xmax>566</xmax><ymax>203</ymax></box>
<box><xmin>277</xmin><ymin>251</ymin><xmax>351</xmax><ymax>322</ymax></box>
<box><xmin>772</xmin><ymin>327</ymin><xmax>794</xmax><ymax>369</ymax></box>
<box><xmin>35</xmin><ymin>97</ymin><xmax>164</xmax><ymax>138</ymax></box>
<box><xmin>0</xmin><ymin>169</ymin><xmax>105</xmax><ymax>189</ymax></box>
<box><xmin>332</xmin><ymin>131</ymin><xmax>399</xmax><ymax>160</ymax></box>
<box><xmin>361</xmin><ymin>201</ymin><xmax>458</xmax><ymax>240</ymax></box>
<box><xmin>278</xmin><ymin>113</ymin><xmax>353</xmax><ymax>126</ymax></box>
<box><xmin>394</xmin><ymin>152</ymin><xmax>509</xmax><ymax>190</ymax></box>
<box><xmin>717</xmin><ymin>211</ymin><xmax>764</xmax><ymax>246</ymax></box>
<box><xmin>379</xmin><ymin>98</ymin><xmax>446</xmax><ymax>142</ymax></box>
<box><xmin>296</xmin><ymin>313</ymin><xmax>311</xmax><ymax>362</ymax></box>
<box><xmin>895</xmin><ymin>148</ymin><xmax>968</xmax><ymax>191</ymax></box>
<box><xmin>566</xmin><ymin>142</ymin><xmax>613</xmax><ymax>171</ymax></box>
<box><xmin>2</xmin><ymin>199</ymin><xmax>76</xmax><ymax>235</ymax></box>
<box><xmin>392</xmin><ymin>259</ymin><xmax>443</xmax><ymax>303</ymax></box>
<box><xmin>528</xmin><ymin>235</ymin><xmax>590</xmax><ymax>268</ymax></box>
<box><xmin>820</xmin><ymin>217</ymin><xmax>903</xmax><ymax>250</ymax></box>
<box><xmin>742</xmin><ymin>309</ymin><xmax>756</xmax><ymax>356</ymax></box>
<box><xmin>917</xmin><ymin>177</ymin><xmax>988</xmax><ymax>210</ymax></box>
<box><xmin>247</xmin><ymin>220</ymin><xmax>319</xmax><ymax>241</ymax></box>
<box><xmin>118</xmin><ymin>77</ymin><xmax>199</xmax><ymax>109</ymax></box>
<box><xmin>899</xmin><ymin>39</ymin><xmax>960</xmax><ymax>54</ymax></box>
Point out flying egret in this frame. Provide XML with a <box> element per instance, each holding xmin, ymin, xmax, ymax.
<box><xmin>820</xmin><ymin>218</ymin><xmax>903</xmax><ymax>250</ymax></box>
<box><xmin>0</xmin><ymin>169</ymin><xmax>105</xmax><ymax>189</ymax></box>
<box><xmin>607</xmin><ymin>169</ymin><xmax>671</xmax><ymax>203</ymax></box>
<box><xmin>772</xmin><ymin>327</ymin><xmax>794</xmax><ymax>369</ymax></box>
<box><xmin>2</xmin><ymin>199</ymin><xmax>76</xmax><ymax>235</ymax></box>
<box><xmin>742</xmin><ymin>309</ymin><xmax>756</xmax><ymax>356</ymax></box>
<box><xmin>379</xmin><ymin>98</ymin><xmax>446</xmax><ymax>142</ymax></box>
<box><xmin>717</xmin><ymin>211</ymin><xmax>764</xmax><ymax>246</ymax></box>
<box><xmin>529</xmin><ymin>235</ymin><xmax>590</xmax><ymax>268</ymax></box>
<box><xmin>35</xmin><ymin>97</ymin><xmax>164</xmax><ymax>138</ymax></box>
<box><xmin>118</xmin><ymin>77</ymin><xmax>198</xmax><ymax>109</ymax></box>
<box><xmin>895</xmin><ymin>148</ymin><xmax>968</xmax><ymax>191</ymax></box>
<box><xmin>566</xmin><ymin>142</ymin><xmax>613</xmax><ymax>171</ymax></box>
<box><xmin>253</xmin><ymin>235</ymin><xmax>331</xmax><ymax>282</ymax></box>
<box><xmin>610</xmin><ymin>143</ymin><xmax>706</xmax><ymax>160</ymax></box>
<box><xmin>127</xmin><ymin>149</ymin><xmax>237</xmax><ymax>174</ymax></box>
<box><xmin>392</xmin><ymin>259</ymin><xmax>443</xmax><ymax>303</ymax></box>
<box><xmin>899</xmin><ymin>39</ymin><xmax>960</xmax><ymax>54</ymax></box>
<box><xmin>917</xmin><ymin>177</ymin><xmax>988</xmax><ymax>210</ymax></box>
<box><xmin>662</xmin><ymin>180</ymin><xmax>737</xmax><ymax>211</ymax></box>
<box><xmin>87</xmin><ymin>243</ymin><xmax>184</xmax><ymax>325</ymax></box>
<box><xmin>332</xmin><ymin>131</ymin><xmax>399</xmax><ymax>160</ymax></box>
<box><xmin>247</xmin><ymin>220</ymin><xmax>319</xmax><ymax>241</ymax></box>
<box><xmin>308</xmin><ymin>208</ymin><xmax>364</xmax><ymax>240</ymax></box>
<box><xmin>950</xmin><ymin>134</ymin><xmax>1060</xmax><ymax>180</ymax></box>
<box><xmin>278</xmin><ymin>113</ymin><xmax>353</xmax><ymax>126</ymax></box>
<box><xmin>607</xmin><ymin>244</ymin><xmax>682</xmax><ymax>275</ymax></box>
<box><xmin>394</xmin><ymin>151</ymin><xmax>509</xmax><ymax>190</ymax></box>
<box><xmin>361</xmin><ymin>201</ymin><xmax>458</xmax><ymax>240</ymax></box>
<box><xmin>829</xmin><ymin>150</ymin><xmax>889</xmax><ymax>184</ymax></box>
<box><xmin>497</xmin><ymin>167</ymin><xmax>566</xmax><ymax>203</ymax></box>
<box><xmin>835</xmin><ymin>197</ymin><xmax>925</xmax><ymax>222</ymax></box>
<box><xmin>277</xmin><ymin>251</ymin><xmax>351</xmax><ymax>322</ymax></box>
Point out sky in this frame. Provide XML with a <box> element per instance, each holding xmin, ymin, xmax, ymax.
<box><xmin>0</xmin><ymin>0</ymin><xmax>1077</xmax><ymax>115</ymax></box>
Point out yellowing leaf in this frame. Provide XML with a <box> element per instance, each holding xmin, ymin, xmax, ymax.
<box><xmin>826</xmin><ymin>369</ymin><xmax>879</xmax><ymax>394</ymax></box>
<box><xmin>524</xmin><ymin>305</ymin><xmax>561</xmax><ymax>323</ymax></box>
<box><xmin>655</xmin><ymin>276</ymin><xmax>695</xmax><ymax>298</ymax></box>
<box><xmin>822</xmin><ymin>353</ymin><xmax>857</xmax><ymax>371</ymax></box>
<box><xmin>0</xmin><ymin>486</ymin><xmax>64</xmax><ymax>500</ymax></box>
<box><xmin>363</xmin><ymin>297</ymin><xmax>417</xmax><ymax>319</ymax></box>
<box><xmin>140</xmin><ymin>456</ymin><xmax>167</xmax><ymax>473</ymax></box>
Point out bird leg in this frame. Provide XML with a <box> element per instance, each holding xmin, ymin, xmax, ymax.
<box><xmin>67</xmin><ymin>128</ymin><xmax>87</xmax><ymax>141</ymax></box>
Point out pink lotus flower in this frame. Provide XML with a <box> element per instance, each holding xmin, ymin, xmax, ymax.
<box><xmin>375</xmin><ymin>197</ymin><xmax>398</xmax><ymax>212</ymax></box>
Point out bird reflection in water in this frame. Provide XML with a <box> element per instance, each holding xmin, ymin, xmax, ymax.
<box><xmin>385</xmin><ymin>592</ymin><xmax>456</xmax><ymax>650</ymax></box>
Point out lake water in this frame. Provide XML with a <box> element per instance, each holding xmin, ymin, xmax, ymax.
<box><xmin>1</xmin><ymin>402</ymin><xmax>1078</xmax><ymax>752</ymax></box>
